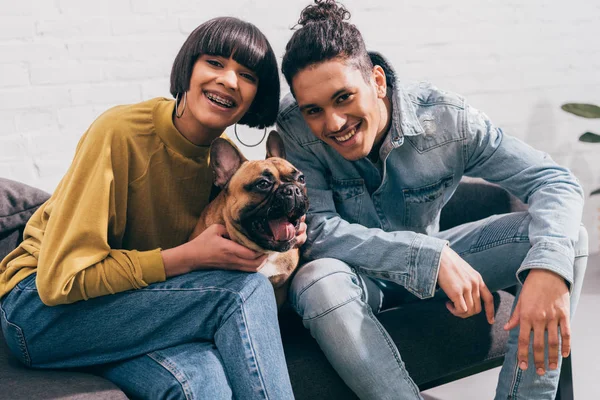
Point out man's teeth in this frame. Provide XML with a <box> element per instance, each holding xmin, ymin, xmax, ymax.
<box><xmin>206</xmin><ymin>92</ymin><xmax>234</xmax><ymax>108</ymax></box>
<box><xmin>335</xmin><ymin>128</ymin><xmax>357</xmax><ymax>142</ymax></box>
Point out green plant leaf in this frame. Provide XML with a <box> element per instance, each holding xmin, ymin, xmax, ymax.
<box><xmin>579</xmin><ymin>132</ymin><xmax>600</xmax><ymax>143</ymax></box>
<box><xmin>591</xmin><ymin>188</ymin><xmax>600</xmax><ymax>196</ymax></box>
<box><xmin>561</xmin><ymin>103</ymin><xmax>600</xmax><ymax>118</ymax></box>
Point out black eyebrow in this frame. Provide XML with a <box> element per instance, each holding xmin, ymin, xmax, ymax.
<box><xmin>298</xmin><ymin>88</ymin><xmax>349</xmax><ymax>112</ymax></box>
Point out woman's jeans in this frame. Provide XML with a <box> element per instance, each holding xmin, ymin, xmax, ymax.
<box><xmin>0</xmin><ymin>269</ymin><xmax>295</xmax><ymax>400</ymax></box>
<box><xmin>289</xmin><ymin>212</ymin><xmax>589</xmax><ymax>400</ymax></box>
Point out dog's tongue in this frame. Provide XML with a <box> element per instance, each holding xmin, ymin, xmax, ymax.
<box><xmin>268</xmin><ymin>217</ymin><xmax>295</xmax><ymax>241</ymax></box>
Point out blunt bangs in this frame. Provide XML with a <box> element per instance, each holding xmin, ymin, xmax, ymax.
<box><xmin>205</xmin><ymin>19</ymin><xmax>270</xmax><ymax>79</ymax></box>
<box><xmin>170</xmin><ymin>17</ymin><xmax>280</xmax><ymax>128</ymax></box>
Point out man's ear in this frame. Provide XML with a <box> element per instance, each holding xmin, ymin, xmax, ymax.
<box><xmin>210</xmin><ymin>138</ymin><xmax>247</xmax><ymax>188</ymax></box>
<box><xmin>372</xmin><ymin>65</ymin><xmax>387</xmax><ymax>99</ymax></box>
<box><xmin>266</xmin><ymin>130</ymin><xmax>286</xmax><ymax>160</ymax></box>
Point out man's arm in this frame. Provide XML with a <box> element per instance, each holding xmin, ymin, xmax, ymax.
<box><xmin>276</xmin><ymin>114</ymin><xmax>448</xmax><ymax>300</ymax></box>
<box><xmin>464</xmin><ymin>104</ymin><xmax>584</xmax><ymax>288</ymax></box>
<box><xmin>463</xmin><ymin>103</ymin><xmax>585</xmax><ymax>375</ymax></box>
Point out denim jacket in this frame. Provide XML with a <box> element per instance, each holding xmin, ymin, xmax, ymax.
<box><xmin>276</xmin><ymin>54</ymin><xmax>584</xmax><ymax>300</ymax></box>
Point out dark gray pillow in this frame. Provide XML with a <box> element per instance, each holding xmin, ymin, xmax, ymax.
<box><xmin>0</xmin><ymin>178</ymin><xmax>50</xmax><ymax>259</ymax></box>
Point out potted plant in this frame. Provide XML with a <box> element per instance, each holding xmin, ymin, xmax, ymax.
<box><xmin>561</xmin><ymin>103</ymin><xmax>600</xmax><ymax>195</ymax></box>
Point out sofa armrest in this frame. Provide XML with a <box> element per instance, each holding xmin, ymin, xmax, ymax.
<box><xmin>0</xmin><ymin>178</ymin><xmax>50</xmax><ymax>259</ymax></box>
<box><xmin>439</xmin><ymin>177</ymin><xmax>527</xmax><ymax>231</ymax></box>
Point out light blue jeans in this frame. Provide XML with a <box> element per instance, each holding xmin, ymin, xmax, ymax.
<box><xmin>289</xmin><ymin>212</ymin><xmax>588</xmax><ymax>400</ymax></box>
<box><xmin>0</xmin><ymin>269</ymin><xmax>295</xmax><ymax>400</ymax></box>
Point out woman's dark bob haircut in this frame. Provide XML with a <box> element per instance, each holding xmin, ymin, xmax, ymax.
<box><xmin>170</xmin><ymin>17</ymin><xmax>280</xmax><ymax>129</ymax></box>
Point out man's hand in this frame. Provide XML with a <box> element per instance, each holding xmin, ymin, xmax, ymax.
<box><xmin>504</xmin><ymin>269</ymin><xmax>571</xmax><ymax>375</ymax></box>
<box><xmin>295</xmin><ymin>215</ymin><xmax>308</xmax><ymax>248</ymax></box>
<box><xmin>437</xmin><ymin>245</ymin><xmax>495</xmax><ymax>324</ymax></box>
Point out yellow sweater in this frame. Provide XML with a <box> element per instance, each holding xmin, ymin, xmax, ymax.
<box><xmin>0</xmin><ymin>98</ymin><xmax>217</xmax><ymax>305</ymax></box>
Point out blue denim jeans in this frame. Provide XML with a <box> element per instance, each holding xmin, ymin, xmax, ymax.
<box><xmin>0</xmin><ymin>270</ymin><xmax>294</xmax><ymax>400</ymax></box>
<box><xmin>289</xmin><ymin>212</ymin><xmax>588</xmax><ymax>400</ymax></box>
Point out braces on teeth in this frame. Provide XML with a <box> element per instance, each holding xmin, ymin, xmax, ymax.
<box><xmin>207</xmin><ymin>93</ymin><xmax>234</xmax><ymax>107</ymax></box>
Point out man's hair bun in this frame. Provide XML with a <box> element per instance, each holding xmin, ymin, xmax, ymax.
<box><xmin>297</xmin><ymin>0</ymin><xmax>351</xmax><ymax>26</ymax></box>
<box><xmin>283</xmin><ymin>0</ymin><xmax>372</xmax><ymax>89</ymax></box>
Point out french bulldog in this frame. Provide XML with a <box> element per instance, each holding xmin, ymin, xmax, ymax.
<box><xmin>189</xmin><ymin>131</ymin><xmax>309</xmax><ymax>306</ymax></box>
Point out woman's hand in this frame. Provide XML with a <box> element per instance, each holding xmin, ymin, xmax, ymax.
<box><xmin>295</xmin><ymin>215</ymin><xmax>308</xmax><ymax>248</ymax></box>
<box><xmin>162</xmin><ymin>224</ymin><xmax>267</xmax><ymax>277</ymax></box>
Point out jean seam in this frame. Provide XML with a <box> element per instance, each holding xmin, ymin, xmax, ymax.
<box><xmin>146</xmin><ymin>352</ymin><xmax>193</xmax><ymax>400</ymax></box>
<box><xmin>140</xmin><ymin>286</ymin><xmax>257</xmax><ymax>318</ymax></box>
<box><xmin>508</xmin><ymin>357</ymin><xmax>523</xmax><ymax>400</ymax></box>
<box><xmin>301</xmin><ymin>294</ymin><xmax>361</xmax><ymax>321</ymax></box>
<box><xmin>215</xmin><ymin>289</ymin><xmax>269</xmax><ymax>399</ymax></box>
<box><xmin>12</xmin><ymin>286</ymin><xmax>37</xmax><ymax>292</ymax></box>
<box><xmin>365</xmin><ymin>304</ymin><xmax>421</xmax><ymax>398</ymax></box>
<box><xmin>471</xmin><ymin>212</ymin><xmax>529</xmax><ymax>250</ymax></box>
<box><xmin>13</xmin><ymin>274</ymin><xmax>37</xmax><ymax>291</ymax></box>
<box><xmin>136</xmin><ymin>287</ymin><xmax>253</xmax><ymax>330</ymax></box>
<box><xmin>138</xmin><ymin>286</ymin><xmax>241</xmax><ymax>295</ymax></box>
<box><xmin>240</xmin><ymin>302</ymin><xmax>269</xmax><ymax>400</ymax></box>
<box><xmin>0</xmin><ymin>302</ymin><xmax>32</xmax><ymax>366</ymax></box>
<box><xmin>467</xmin><ymin>236</ymin><xmax>530</xmax><ymax>255</ymax></box>
<box><xmin>295</xmin><ymin>271</ymin><xmax>358</xmax><ymax>300</ymax></box>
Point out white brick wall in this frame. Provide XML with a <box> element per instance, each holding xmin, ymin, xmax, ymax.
<box><xmin>1</xmin><ymin>0</ymin><xmax>599</xmax><ymax>251</ymax></box>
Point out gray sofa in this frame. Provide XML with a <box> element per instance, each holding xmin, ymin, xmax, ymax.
<box><xmin>0</xmin><ymin>177</ymin><xmax>573</xmax><ymax>399</ymax></box>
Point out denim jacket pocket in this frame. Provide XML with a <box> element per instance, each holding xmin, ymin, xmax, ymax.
<box><xmin>330</xmin><ymin>178</ymin><xmax>365</xmax><ymax>224</ymax></box>
<box><xmin>403</xmin><ymin>176</ymin><xmax>453</xmax><ymax>228</ymax></box>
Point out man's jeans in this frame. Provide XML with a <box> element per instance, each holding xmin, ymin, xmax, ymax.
<box><xmin>0</xmin><ymin>270</ymin><xmax>295</xmax><ymax>400</ymax></box>
<box><xmin>290</xmin><ymin>212</ymin><xmax>588</xmax><ymax>400</ymax></box>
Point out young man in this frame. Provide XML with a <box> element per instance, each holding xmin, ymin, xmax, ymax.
<box><xmin>275</xmin><ymin>1</ymin><xmax>588</xmax><ymax>399</ymax></box>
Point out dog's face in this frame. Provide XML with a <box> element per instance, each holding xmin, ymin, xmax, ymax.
<box><xmin>210</xmin><ymin>131</ymin><xmax>309</xmax><ymax>252</ymax></box>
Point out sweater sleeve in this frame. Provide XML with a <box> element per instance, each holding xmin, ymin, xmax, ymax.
<box><xmin>33</xmin><ymin>119</ymin><xmax>166</xmax><ymax>306</ymax></box>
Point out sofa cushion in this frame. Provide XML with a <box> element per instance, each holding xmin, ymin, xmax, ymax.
<box><xmin>0</xmin><ymin>329</ymin><xmax>127</xmax><ymax>400</ymax></box>
<box><xmin>0</xmin><ymin>178</ymin><xmax>50</xmax><ymax>259</ymax></box>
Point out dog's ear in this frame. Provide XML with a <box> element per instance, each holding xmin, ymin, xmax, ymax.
<box><xmin>266</xmin><ymin>130</ymin><xmax>286</xmax><ymax>160</ymax></box>
<box><xmin>210</xmin><ymin>138</ymin><xmax>247</xmax><ymax>188</ymax></box>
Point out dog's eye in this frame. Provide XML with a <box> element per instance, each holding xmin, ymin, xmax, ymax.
<box><xmin>298</xmin><ymin>175</ymin><xmax>305</xmax><ymax>184</ymax></box>
<box><xmin>256</xmin><ymin>180</ymin><xmax>272</xmax><ymax>190</ymax></box>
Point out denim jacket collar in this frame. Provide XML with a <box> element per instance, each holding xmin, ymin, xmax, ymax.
<box><xmin>369</xmin><ymin>51</ymin><xmax>424</xmax><ymax>143</ymax></box>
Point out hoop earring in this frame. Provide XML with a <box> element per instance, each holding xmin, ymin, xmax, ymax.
<box><xmin>175</xmin><ymin>92</ymin><xmax>187</xmax><ymax>118</ymax></box>
<box><xmin>234</xmin><ymin>124</ymin><xmax>267</xmax><ymax>148</ymax></box>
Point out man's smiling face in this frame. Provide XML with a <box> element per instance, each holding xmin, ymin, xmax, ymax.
<box><xmin>292</xmin><ymin>59</ymin><xmax>389</xmax><ymax>161</ymax></box>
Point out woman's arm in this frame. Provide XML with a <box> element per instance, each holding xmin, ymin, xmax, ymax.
<box><xmin>33</xmin><ymin>125</ymin><xmax>166</xmax><ymax>306</ymax></box>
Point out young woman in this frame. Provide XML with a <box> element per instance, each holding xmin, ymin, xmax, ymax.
<box><xmin>0</xmin><ymin>17</ymin><xmax>300</xmax><ymax>399</ymax></box>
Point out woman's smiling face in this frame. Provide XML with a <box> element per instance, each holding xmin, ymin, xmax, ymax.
<box><xmin>182</xmin><ymin>54</ymin><xmax>259</xmax><ymax>135</ymax></box>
